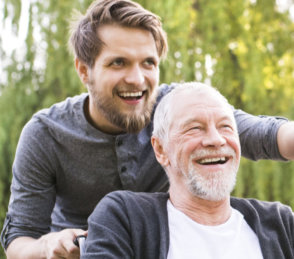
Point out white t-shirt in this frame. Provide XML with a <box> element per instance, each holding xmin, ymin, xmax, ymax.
<box><xmin>167</xmin><ymin>200</ymin><xmax>263</xmax><ymax>259</ymax></box>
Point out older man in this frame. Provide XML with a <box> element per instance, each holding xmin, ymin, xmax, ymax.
<box><xmin>82</xmin><ymin>82</ymin><xmax>294</xmax><ymax>259</ymax></box>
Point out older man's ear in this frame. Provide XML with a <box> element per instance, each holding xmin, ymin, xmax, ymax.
<box><xmin>151</xmin><ymin>136</ymin><xmax>170</xmax><ymax>168</ymax></box>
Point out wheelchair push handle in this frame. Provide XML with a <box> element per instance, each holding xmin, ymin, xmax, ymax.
<box><xmin>73</xmin><ymin>235</ymin><xmax>87</xmax><ymax>255</ymax></box>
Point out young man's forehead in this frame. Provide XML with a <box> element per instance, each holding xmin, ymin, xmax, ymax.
<box><xmin>97</xmin><ymin>24</ymin><xmax>156</xmax><ymax>44</ymax></box>
<box><xmin>96</xmin><ymin>24</ymin><xmax>159</xmax><ymax>55</ymax></box>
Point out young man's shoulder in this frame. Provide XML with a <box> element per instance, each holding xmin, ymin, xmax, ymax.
<box><xmin>157</xmin><ymin>83</ymin><xmax>177</xmax><ymax>99</ymax></box>
<box><xmin>23</xmin><ymin>93</ymin><xmax>88</xmax><ymax>132</ymax></box>
<box><xmin>17</xmin><ymin>93</ymin><xmax>89</xmax><ymax>149</ymax></box>
<box><xmin>34</xmin><ymin>93</ymin><xmax>88</xmax><ymax>120</ymax></box>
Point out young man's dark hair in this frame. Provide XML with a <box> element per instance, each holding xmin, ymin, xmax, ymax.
<box><xmin>69</xmin><ymin>0</ymin><xmax>167</xmax><ymax>67</ymax></box>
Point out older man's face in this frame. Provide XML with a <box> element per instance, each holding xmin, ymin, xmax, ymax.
<box><xmin>166</xmin><ymin>89</ymin><xmax>241</xmax><ymax>201</ymax></box>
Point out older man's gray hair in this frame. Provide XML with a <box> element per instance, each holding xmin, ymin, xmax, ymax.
<box><xmin>152</xmin><ymin>82</ymin><xmax>233</xmax><ymax>143</ymax></box>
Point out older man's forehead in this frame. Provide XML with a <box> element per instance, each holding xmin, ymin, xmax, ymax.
<box><xmin>171</xmin><ymin>88</ymin><xmax>229</xmax><ymax>112</ymax></box>
<box><xmin>179</xmin><ymin>105</ymin><xmax>233</xmax><ymax>123</ymax></box>
<box><xmin>168</xmin><ymin>88</ymin><xmax>235</xmax><ymax>129</ymax></box>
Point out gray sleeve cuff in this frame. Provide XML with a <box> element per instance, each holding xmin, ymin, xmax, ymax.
<box><xmin>233</xmin><ymin>108</ymin><xmax>288</xmax><ymax>161</ymax></box>
<box><xmin>1</xmin><ymin>214</ymin><xmax>49</xmax><ymax>250</ymax></box>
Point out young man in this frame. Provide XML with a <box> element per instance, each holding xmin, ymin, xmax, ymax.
<box><xmin>2</xmin><ymin>0</ymin><xmax>294</xmax><ymax>258</ymax></box>
<box><xmin>82</xmin><ymin>82</ymin><xmax>294</xmax><ymax>258</ymax></box>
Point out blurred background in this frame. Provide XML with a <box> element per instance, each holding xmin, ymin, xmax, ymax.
<box><xmin>1</xmin><ymin>0</ymin><xmax>294</xmax><ymax>256</ymax></box>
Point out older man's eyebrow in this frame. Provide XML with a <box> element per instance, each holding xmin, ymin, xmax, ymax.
<box><xmin>178</xmin><ymin>117</ymin><xmax>202</xmax><ymax>129</ymax></box>
<box><xmin>218</xmin><ymin>114</ymin><xmax>234</xmax><ymax>122</ymax></box>
<box><xmin>178</xmin><ymin>114</ymin><xmax>234</xmax><ymax>128</ymax></box>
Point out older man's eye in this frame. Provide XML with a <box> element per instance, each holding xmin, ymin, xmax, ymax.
<box><xmin>189</xmin><ymin>126</ymin><xmax>201</xmax><ymax>131</ymax></box>
<box><xmin>221</xmin><ymin>124</ymin><xmax>234</xmax><ymax>131</ymax></box>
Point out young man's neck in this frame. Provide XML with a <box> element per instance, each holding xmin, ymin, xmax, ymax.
<box><xmin>84</xmin><ymin>97</ymin><xmax>125</xmax><ymax>135</ymax></box>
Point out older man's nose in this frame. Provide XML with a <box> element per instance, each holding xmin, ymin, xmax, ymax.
<box><xmin>201</xmin><ymin>127</ymin><xmax>226</xmax><ymax>147</ymax></box>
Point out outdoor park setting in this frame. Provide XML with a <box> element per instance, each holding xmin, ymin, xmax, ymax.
<box><xmin>1</xmin><ymin>0</ymin><xmax>294</xmax><ymax>257</ymax></box>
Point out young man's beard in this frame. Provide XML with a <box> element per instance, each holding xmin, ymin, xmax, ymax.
<box><xmin>91</xmin><ymin>88</ymin><xmax>158</xmax><ymax>134</ymax></box>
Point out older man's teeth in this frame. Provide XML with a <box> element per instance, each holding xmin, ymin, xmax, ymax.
<box><xmin>119</xmin><ymin>92</ymin><xmax>143</xmax><ymax>98</ymax></box>
<box><xmin>198</xmin><ymin>157</ymin><xmax>226</xmax><ymax>165</ymax></box>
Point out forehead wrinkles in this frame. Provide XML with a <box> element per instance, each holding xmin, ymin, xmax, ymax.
<box><xmin>172</xmin><ymin>89</ymin><xmax>233</xmax><ymax>118</ymax></box>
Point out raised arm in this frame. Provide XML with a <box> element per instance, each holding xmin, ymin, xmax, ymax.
<box><xmin>233</xmin><ymin>108</ymin><xmax>288</xmax><ymax>161</ymax></box>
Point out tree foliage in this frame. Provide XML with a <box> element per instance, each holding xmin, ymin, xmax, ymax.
<box><xmin>1</xmin><ymin>0</ymin><xmax>294</xmax><ymax>256</ymax></box>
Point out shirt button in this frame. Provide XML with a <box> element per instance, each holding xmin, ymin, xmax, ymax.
<box><xmin>117</xmin><ymin>139</ymin><xmax>123</xmax><ymax>146</ymax></box>
<box><xmin>121</xmin><ymin>166</ymin><xmax>127</xmax><ymax>173</ymax></box>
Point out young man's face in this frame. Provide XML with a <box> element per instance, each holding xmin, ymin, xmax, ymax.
<box><xmin>79</xmin><ymin>24</ymin><xmax>160</xmax><ymax>134</ymax></box>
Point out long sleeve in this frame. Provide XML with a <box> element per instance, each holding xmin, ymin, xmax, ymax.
<box><xmin>233</xmin><ymin>108</ymin><xmax>287</xmax><ymax>161</ymax></box>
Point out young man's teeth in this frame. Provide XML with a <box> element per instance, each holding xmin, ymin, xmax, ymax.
<box><xmin>119</xmin><ymin>92</ymin><xmax>143</xmax><ymax>98</ymax></box>
<box><xmin>199</xmin><ymin>157</ymin><xmax>226</xmax><ymax>164</ymax></box>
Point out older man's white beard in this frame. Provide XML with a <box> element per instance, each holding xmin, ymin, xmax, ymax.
<box><xmin>184</xmin><ymin>147</ymin><xmax>239</xmax><ymax>201</ymax></box>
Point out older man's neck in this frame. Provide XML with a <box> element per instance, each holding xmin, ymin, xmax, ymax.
<box><xmin>169</xmin><ymin>186</ymin><xmax>232</xmax><ymax>226</ymax></box>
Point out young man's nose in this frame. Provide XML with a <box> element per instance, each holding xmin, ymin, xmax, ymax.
<box><xmin>124</xmin><ymin>65</ymin><xmax>145</xmax><ymax>86</ymax></box>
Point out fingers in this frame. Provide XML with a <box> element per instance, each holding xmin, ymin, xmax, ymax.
<box><xmin>60</xmin><ymin>236</ymin><xmax>80</xmax><ymax>258</ymax></box>
<box><xmin>42</xmin><ymin>228</ymin><xmax>87</xmax><ymax>259</ymax></box>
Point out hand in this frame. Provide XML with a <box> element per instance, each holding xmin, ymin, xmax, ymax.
<box><xmin>277</xmin><ymin>121</ymin><xmax>294</xmax><ymax>160</ymax></box>
<box><xmin>40</xmin><ymin>228</ymin><xmax>87</xmax><ymax>259</ymax></box>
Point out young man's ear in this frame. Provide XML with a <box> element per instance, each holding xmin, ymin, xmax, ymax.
<box><xmin>151</xmin><ymin>136</ymin><xmax>169</xmax><ymax>167</ymax></box>
<box><xmin>75</xmin><ymin>58</ymin><xmax>89</xmax><ymax>84</ymax></box>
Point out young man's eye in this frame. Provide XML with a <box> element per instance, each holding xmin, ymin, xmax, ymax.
<box><xmin>144</xmin><ymin>58</ymin><xmax>157</xmax><ymax>67</ymax></box>
<box><xmin>111</xmin><ymin>59</ymin><xmax>124</xmax><ymax>66</ymax></box>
